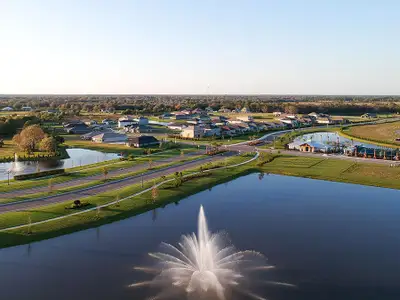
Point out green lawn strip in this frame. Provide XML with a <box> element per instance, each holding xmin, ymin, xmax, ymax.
<box><xmin>0</xmin><ymin>154</ymin><xmax>208</xmax><ymax>203</ymax></box>
<box><xmin>0</xmin><ymin>158</ymin><xmax>256</xmax><ymax>248</ymax></box>
<box><xmin>261</xmin><ymin>155</ymin><xmax>400</xmax><ymax>189</ymax></box>
<box><xmin>0</xmin><ymin>149</ymin><xmax>191</xmax><ymax>193</ymax></box>
<box><xmin>339</xmin><ymin>128</ymin><xmax>400</xmax><ymax>149</ymax></box>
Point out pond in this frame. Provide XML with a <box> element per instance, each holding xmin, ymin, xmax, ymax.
<box><xmin>0</xmin><ymin>148</ymin><xmax>119</xmax><ymax>180</ymax></box>
<box><xmin>1</xmin><ymin>174</ymin><xmax>400</xmax><ymax>300</ymax></box>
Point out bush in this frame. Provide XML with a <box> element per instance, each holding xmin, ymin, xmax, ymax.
<box><xmin>66</xmin><ymin>200</ymin><xmax>90</xmax><ymax>209</ymax></box>
<box><xmin>14</xmin><ymin>169</ymin><xmax>65</xmax><ymax>180</ymax></box>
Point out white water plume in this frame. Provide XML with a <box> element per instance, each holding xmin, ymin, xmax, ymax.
<box><xmin>131</xmin><ymin>206</ymin><xmax>294</xmax><ymax>300</ymax></box>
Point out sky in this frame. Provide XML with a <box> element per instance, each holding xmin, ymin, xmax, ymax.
<box><xmin>0</xmin><ymin>0</ymin><xmax>399</xmax><ymax>95</ymax></box>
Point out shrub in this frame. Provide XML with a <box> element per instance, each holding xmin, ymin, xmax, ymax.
<box><xmin>14</xmin><ymin>169</ymin><xmax>65</xmax><ymax>180</ymax></box>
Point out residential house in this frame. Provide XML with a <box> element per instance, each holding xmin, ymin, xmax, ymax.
<box><xmin>83</xmin><ymin>120</ymin><xmax>98</xmax><ymax>126</ymax></box>
<box><xmin>175</xmin><ymin>112</ymin><xmax>193</xmax><ymax>120</ymax></box>
<box><xmin>92</xmin><ymin>132</ymin><xmax>127</xmax><ymax>143</ymax></box>
<box><xmin>316</xmin><ymin>117</ymin><xmax>333</xmax><ymax>125</ymax></box>
<box><xmin>361</xmin><ymin>113</ymin><xmax>377</xmax><ymax>119</ymax></box>
<box><xmin>137</xmin><ymin>116</ymin><xmax>149</xmax><ymax>125</ymax></box>
<box><xmin>22</xmin><ymin>106</ymin><xmax>32</xmax><ymax>111</ymax></box>
<box><xmin>241</xmin><ymin>107</ymin><xmax>251</xmax><ymax>113</ymax></box>
<box><xmin>205</xmin><ymin>107</ymin><xmax>214</xmax><ymax>113</ymax></box>
<box><xmin>124</xmin><ymin>124</ymin><xmax>154</xmax><ymax>134</ymax></box>
<box><xmin>66</xmin><ymin>124</ymin><xmax>91</xmax><ymax>134</ymax></box>
<box><xmin>218</xmin><ymin>108</ymin><xmax>231</xmax><ymax>113</ymax></box>
<box><xmin>237</xmin><ymin>115</ymin><xmax>254</xmax><ymax>122</ymax></box>
<box><xmin>126</xmin><ymin>135</ymin><xmax>159</xmax><ymax>148</ymax></box>
<box><xmin>47</xmin><ymin>109</ymin><xmax>59</xmax><ymax>114</ymax></box>
<box><xmin>1</xmin><ymin>107</ymin><xmax>13</xmax><ymax>111</ymax></box>
<box><xmin>180</xmin><ymin>125</ymin><xmax>204</xmax><ymax>138</ymax></box>
<box><xmin>279</xmin><ymin>118</ymin><xmax>299</xmax><ymax>127</ymax></box>
<box><xmin>118</xmin><ymin>116</ymin><xmax>136</xmax><ymax>128</ymax></box>
<box><xmin>81</xmin><ymin>129</ymin><xmax>112</xmax><ymax>140</ymax></box>
<box><xmin>159</xmin><ymin>113</ymin><xmax>173</xmax><ymax>119</ymax></box>
<box><xmin>272</xmin><ymin>111</ymin><xmax>282</xmax><ymax>117</ymax></box>
<box><xmin>203</xmin><ymin>125</ymin><xmax>221</xmax><ymax>137</ymax></box>
<box><xmin>168</xmin><ymin>123</ymin><xmax>187</xmax><ymax>131</ymax></box>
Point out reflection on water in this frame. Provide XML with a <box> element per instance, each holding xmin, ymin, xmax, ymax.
<box><xmin>0</xmin><ymin>148</ymin><xmax>119</xmax><ymax>180</ymax></box>
<box><xmin>1</xmin><ymin>174</ymin><xmax>400</xmax><ymax>300</ymax></box>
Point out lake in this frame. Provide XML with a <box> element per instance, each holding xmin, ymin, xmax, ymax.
<box><xmin>0</xmin><ymin>174</ymin><xmax>400</xmax><ymax>300</ymax></box>
<box><xmin>0</xmin><ymin>148</ymin><xmax>119</xmax><ymax>180</ymax></box>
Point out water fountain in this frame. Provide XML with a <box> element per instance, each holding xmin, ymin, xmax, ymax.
<box><xmin>131</xmin><ymin>206</ymin><xmax>294</xmax><ymax>300</ymax></box>
<box><xmin>7</xmin><ymin>153</ymin><xmax>24</xmax><ymax>174</ymax></box>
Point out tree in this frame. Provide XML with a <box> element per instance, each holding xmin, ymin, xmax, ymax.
<box><xmin>39</xmin><ymin>136</ymin><xmax>57</xmax><ymax>153</ymax></box>
<box><xmin>102</xmin><ymin>166</ymin><xmax>108</xmax><ymax>180</ymax></box>
<box><xmin>0</xmin><ymin>139</ymin><xmax>4</xmax><ymax>148</ymax></box>
<box><xmin>151</xmin><ymin>185</ymin><xmax>159</xmax><ymax>203</ymax></box>
<box><xmin>12</xmin><ymin>124</ymin><xmax>45</xmax><ymax>153</ymax></box>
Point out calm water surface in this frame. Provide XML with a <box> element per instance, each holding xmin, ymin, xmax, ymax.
<box><xmin>0</xmin><ymin>174</ymin><xmax>400</xmax><ymax>300</ymax></box>
<box><xmin>0</xmin><ymin>148</ymin><xmax>119</xmax><ymax>180</ymax></box>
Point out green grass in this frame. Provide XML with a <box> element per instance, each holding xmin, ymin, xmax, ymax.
<box><xmin>0</xmin><ymin>149</ymin><xmax>198</xmax><ymax>193</ymax></box>
<box><xmin>0</xmin><ymin>155</ymin><xmax>253</xmax><ymax>248</ymax></box>
<box><xmin>261</xmin><ymin>155</ymin><xmax>400</xmax><ymax>189</ymax></box>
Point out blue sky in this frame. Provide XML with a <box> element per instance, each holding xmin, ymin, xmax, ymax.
<box><xmin>0</xmin><ymin>0</ymin><xmax>399</xmax><ymax>94</ymax></box>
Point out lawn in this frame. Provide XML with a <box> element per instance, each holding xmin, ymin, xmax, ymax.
<box><xmin>0</xmin><ymin>139</ymin><xmax>61</xmax><ymax>162</ymax></box>
<box><xmin>0</xmin><ymin>155</ymin><xmax>254</xmax><ymax>248</ymax></box>
<box><xmin>344</xmin><ymin>121</ymin><xmax>400</xmax><ymax>147</ymax></box>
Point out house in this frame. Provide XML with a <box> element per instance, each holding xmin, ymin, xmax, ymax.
<box><xmin>160</xmin><ymin>113</ymin><xmax>173</xmax><ymax>119</ymax></box>
<box><xmin>81</xmin><ymin>129</ymin><xmax>112</xmax><ymax>140</ymax></box>
<box><xmin>218</xmin><ymin>108</ymin><xmax>231</xmax><ymax>113</ymax></box>
<box><xmin>237</xmin><ymin>115</ymin><xmax>254</xmax><ymax>122</ymax></box>
<box><xmin>22</xmin><ymin>106</ymin><xmax>32</xmax><ymax>111</ymax></box>
<box><xmin>221</xmin><ymin>126</ymin><xmax>236</xmax><ymax>136</ymax></box>
<box><xmin>47</xmin><ymin>109</ymin><xmax>59</xmax><ymax>114</ymax></box>
<box><xmin>66</xmin><ymin>124</ymin><xmax>91</xmax><ymax>134</ymax></box>
<box><xmin>92</xmin><ymin>132</ymin><xmax>127</xmax><ymax>143</ymax></box>
<box><xmin>83</xmin><ymin>120</ymin><xmax>98</xmax><ymax>126</ymax></box>
<box><xmin>203</xmin><ymin>125</ymin><xmax>221</xmax><ymax>137</ymax></box>
<box><xmin>137</xmin><ymin>116</ymin><xmax>149</xmax><ymax>125</ymax></box>
<box><xmin>102</xmin><ymin>118</ymin><xmax>114</xmax><ymax>125</ymax></box>
<box><xmin>241</xmin><ymin>107</ymin><xmax>251</xmax><ymax>113</ymax></box>
<box><xmin>1</xmin><ymin>107</ymin><xmax>13</xmax><ymax>111</ymax></box>
<box><xmin>126</xmin><ymin>135</ymin><xmax>159</xmax><ymax>148</ymax></box>
<box><xmin>308</xmin><ymin>112</ymin><xmax>319</xmax><ymax>118</ymax></box>
<box><xmin>64</xmin><ymin>120</ymin><xmax>85</xmax><ymax>128</ymax></box>
<box><xmin>316</xmin><ymin>117</ymin><xmax>333</xmax><ymax>125</ymax></box>
<box><xmin>168</xmin><ymin>123</ymin><xmax>187</xmax><ymax>131</ymax></box>
<box><xmin>175</xmin><ymin>112</ymin><xmax>193</xmax><ymax>120</ymax></box>
<box><xmin>279</xmin><ymin>118</ymin><xmax>299</xmax><ymax>127</ymax></box>
<box><xmin>205</xmin><ymin>107</ymin><xmax>214</xmax><ymax>113</ymax></box>
<box><xmin>180</xmin><ymin>125</ymin><xmax>204</xmax><ymax>138</ymax></box>
<box><xmin>124</xmin><ymin>124</ymin><xmax>154</xmax><ymax>134</ymax></box>
<box><xmin>299</xmin><ymin>141</ymin><xmax>327</xmax><ymax>153</ymax></box>
<box><xmin>118</xmin><ymin>116</ymin><xmax>136</xmax><ymax>128</ymax></box>
<box><xmin>272</xmin><ymin>111</ymin><xmax>282</xmax><ymax>117</ymax></box>
<box><xmin>361</xmin><ymin>113</ymin><xmax>377</xmax><ymax>119</ymax></box>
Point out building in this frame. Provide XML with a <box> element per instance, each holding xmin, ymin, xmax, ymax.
<box><xmin>137</xmin><ymin>116</ymin><xmax>149</xmax><ymax>125</ymax></box>
<box><xmin>65</xmin><ymin>124</ymin><xmax>91</xmax><ymax>134</ymax></box>
<box><xmin>92</xmin><ymin>132</ymin><xmax>127</xmax><ymax>143</ymax></box>
<box><xmin>299</xmin><ymin>141</ymin><xmax>327</xmax><ymax>153</ymax></box>
<box><xmin>118</xmin><ymin>116</ymin><xmax>136</xmax><ymax>128</ymax></box>
<box><xmin>203</xmin><ymin>125</ymin><xmax>221</xmax><ymax>137</ymax></box>
<box><xmin>180</xmin><ymin>125</ymin><xmax>204</xmax><ymax>138</ymax></box>
<box><xmin>241</xmin><ymin>107</ymin><xmax>251</xmax><ymax>113</ymax></box>
<box><xmin>316</xmin><ymin>117</ymin><xmax>333</xmax><ymax>125</ymax></box>
<box><xmin>175</xmin><ymin>113</ymin><xmax>192</xmax><ymax>120</ymax></box>
<box><xmin>272</xmin><ymin>111</ymin><xmax>282</xmax><ymax>117</ymax></box>
<box><xmin>22</xmin><ymin>106</ymin><xmax>32</xmax><ymax>111</ymax></box>
<box><xmin>81</xmin><ymin>129</ymin><xmax>112</xmax><ymax>140</ymax></box>
<box><xmin>236</xmin><ymin>115</ymin><xmax>254</xmax><ymax>122</ymax></box>
<box><xmin>1</xmin><ymin>107</ymin><xmax>13</xmax><ymax>111</ymax></box>
<box><xmin>126</xmin><ymin>135</ymin><xmax>160</xmax><ymax>148</ymax></box>
<box><xmin>361</xmin><ymin>113</ymin><xmax>377</xmax><ymax>119</ymax></box>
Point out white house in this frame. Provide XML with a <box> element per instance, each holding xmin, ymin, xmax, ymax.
<box><xmin>1</xmin><ymin>107</ymin><xmax>13</xmax><ymax>111</ymax></box>
<box><xmin>118</xmin><ymin>116</ymin><xmax>136</xmax><ymax>128</ymax></box>
<box><xmin>180</xmin><ymin>125</ymin><xmax>204</xmax><ymax>138</ymax></box>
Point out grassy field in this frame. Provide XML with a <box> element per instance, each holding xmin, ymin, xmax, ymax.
<box><xmin>344</xmin><ymin>121</ymin><xmax>400</xmax><ymax>147</ymax></box>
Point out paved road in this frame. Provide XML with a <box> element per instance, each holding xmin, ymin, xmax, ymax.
<box><xmin>0</xmin><ymin>151</ymin><xmax>204</xmax><ymax>198</ymax></box>
<box><xmin>0</xmin><ymin>152</ymin><xmax>234</xmax><ymax>213</ymax></box>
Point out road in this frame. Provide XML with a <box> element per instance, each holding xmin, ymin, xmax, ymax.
<box><xmin>0</xmin><ymin>151</ymin><xmax>205</xmax><ymax>198</ymax></box>
<box><xmin>0</xmin><ymin>152</ymin><xmax>234</xmax><ymax>213</ymax></box>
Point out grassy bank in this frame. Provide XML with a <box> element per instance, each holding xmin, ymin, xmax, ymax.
<box><xmin>0</xmin><ymin>156</ymin><xmax>253</xmax><ymax>248</ymax></box>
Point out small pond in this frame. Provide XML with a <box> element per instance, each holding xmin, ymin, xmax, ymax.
<box><xmin>0</xmin><ymin>148</ymin><xmax>119</xmax><ymax>180</ymax></box>
<box><xmin>1</xmin><ymin>174</ymin><xmax>400</xmax><ymax>300</ymax></box>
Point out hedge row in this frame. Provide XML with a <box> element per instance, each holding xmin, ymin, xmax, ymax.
<box><xmin>14</xmin><ymin>169</ymin><xmax>65</xmax><ymax>180</ymax></box>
